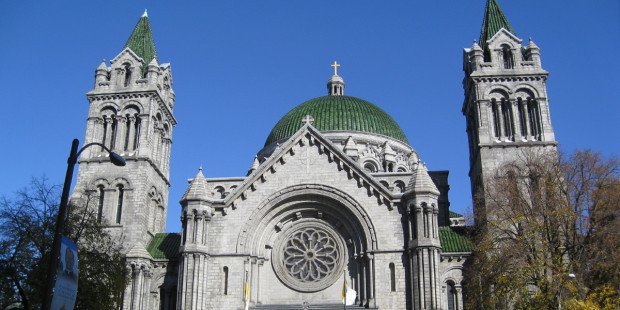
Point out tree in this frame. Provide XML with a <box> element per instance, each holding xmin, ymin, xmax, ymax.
<box><xmin>0</xmin><ymin>177</ymin><xmax>128</xmax><ymax>310</ymax></box>
<box><xmin>463</xmin><ymin>150</ymin><xmax>620</xmax><ymax>310</ymax></box>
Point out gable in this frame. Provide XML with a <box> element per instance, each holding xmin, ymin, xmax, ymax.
<box><xmin>221</xmin><ymin>123</ymin><xmax>399</xmax><ymax>212</ymax></box>
<box><xmin>487</xmin><ymin>28</ymin><xmax>522</xmax><ymax>49</ymax></box>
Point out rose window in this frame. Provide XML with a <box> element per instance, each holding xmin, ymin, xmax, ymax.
<box><xmin>283</xmin><ymin>227</ymin><xmax>339</xmax><ymax>282</ymax></box>
<box><xmin>273</xmin><ymin>221</ymin><xmax>345</xmax><ymax>292</ymax></box>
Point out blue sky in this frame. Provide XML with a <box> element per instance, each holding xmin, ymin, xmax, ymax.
<box><xmin>1</xmin><ymin>1</ymin><xmax>618</xmax><ymax>233</ymax></box>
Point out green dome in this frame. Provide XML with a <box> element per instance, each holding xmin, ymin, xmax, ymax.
<box><xmin>265</xmin><ymin>95</ymin><xmax>409</xmax><ymax>146</ymax></box>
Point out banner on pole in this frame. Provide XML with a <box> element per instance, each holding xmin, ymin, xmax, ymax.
<box><xmin>50</xmin><ymin>236</ymin><xmax>78</xmax><ymax>310</ymax></box>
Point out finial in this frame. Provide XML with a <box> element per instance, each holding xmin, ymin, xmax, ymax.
<box><xmin>198</xmin><ymin>165</ymin><xmax>203</xmax><ymax>172</ymax></box>
<box><xmin>302</xmin><ymin>115</ymin><xmax>315</xmax><ymax>125</ymax></box>
<box><xmin>142</xmin><ymin>9</ymin><xmax>148</xmax><ymax>17</ymax></box>
<box><xmin>331</xmin><ymin>61</ymin><xmax>341</xmax><ymax>76</ymax></box>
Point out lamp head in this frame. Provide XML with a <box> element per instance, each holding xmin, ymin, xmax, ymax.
<box><xmin>109</xmin><ymin>152</ymin><xmax>126</xmax><ymax>166</ymax></box>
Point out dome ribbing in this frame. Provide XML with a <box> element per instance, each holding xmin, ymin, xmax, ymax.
<box><xmin>265</xmin><ymin>96</ymin><xmax>409</xmax><ymax>146</ymax></box>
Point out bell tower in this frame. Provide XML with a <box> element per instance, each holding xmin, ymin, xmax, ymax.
<box><xmin>462</xmin><ymin>0</ymin><xmax>557</xmax><ymax>222</ymax></box>
<box><xmin>75</xmin><ymin>10</ymin><xmax>176</xmax><ymax>248</ymax></box>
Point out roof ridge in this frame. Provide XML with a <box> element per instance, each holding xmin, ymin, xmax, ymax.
<box><xmin>479</xmin><ymin>0</ymin><xmax>515</xmax><ymax>47</ymax></box>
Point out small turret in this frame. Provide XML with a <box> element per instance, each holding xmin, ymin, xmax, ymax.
<box><xmin>343</xmin><ymin>136</ymin><xmax>359</xmax><ymax>159</ymax></box>
<box><xmin>247</xmin><ymin>156</ymin><xmax>260</xmax><ymax>175</ymax></box>
<box><xmin>382</xmin><ymin>141</ymin><xmax>396</xmax><ymax>171</ymax></box>
<box><xmin>524</xmin><ymin>37</ymin><xmax>542</xmax><ymax>67</ymax></box>
<box><xmin>94</xmin><ymin>60</ymin><xmax>110</xmax><ymax>88</ymax></box>
<box><xmin>147</xmin><ymin>58</ymin><xmax>160</xmax><ymax>85</ymax></box>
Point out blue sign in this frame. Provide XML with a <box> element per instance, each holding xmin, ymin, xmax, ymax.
<box><xmin>50</xmin><ymin>236</ymin><xmax>78</xmax><ymax>310</ymax></box>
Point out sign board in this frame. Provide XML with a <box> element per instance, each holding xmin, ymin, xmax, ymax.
<box><xmin>50</xmin><ymin>236</ymin><xmax>78</xmax><ymax>310</ymax></box>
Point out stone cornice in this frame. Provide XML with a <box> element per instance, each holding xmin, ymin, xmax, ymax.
<box><xmin>86</xmin><ymin>89</ymin><xmax>177</xmax><ymax>126</ymax></box>
<box><xmin>78</xmin><ymin>155</ymin><xmax>170</xmax><ymax>186</ymax></box>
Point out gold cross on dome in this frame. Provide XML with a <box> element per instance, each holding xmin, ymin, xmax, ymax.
<box><xmin>302</xmin><ymin>115</ymin><xmax>314</xmax><ymax>125</ymax></box>
<box><xmin>331</xmin><ymin>61</ymin><xmax>340</xmax><ymax>76</ymax></box>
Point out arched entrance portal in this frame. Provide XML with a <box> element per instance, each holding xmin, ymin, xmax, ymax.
<box><xmin>236</xmin><ymin>185</ymin><xmax>378</xmax><ymax>307</ymax></box>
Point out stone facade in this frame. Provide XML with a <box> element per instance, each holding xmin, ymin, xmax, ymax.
<box><xmin>70</xmin><ymin>1</ymin><xmax>561</xmax><ymax>309</ymax></box>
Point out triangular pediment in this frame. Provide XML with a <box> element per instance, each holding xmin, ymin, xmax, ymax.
<box><xmin>487</xmin><ymin>28</ymin><xmax>522</xmax><ymax>48</ymax></box>
<box><xmin>110</xmin><ymin>47</ymin><xmax>145</xmax><ymax>65</ymax></box>
<box><xmin>222</xmin><ymin>123</ymin><xmax>398</xmax><ymax>211</ymax></box>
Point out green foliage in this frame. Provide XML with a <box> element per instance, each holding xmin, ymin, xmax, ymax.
<box><xmin>0</xmin><ymin>177</ymin><xmax>128</xmax><ymax>310</ymax></box>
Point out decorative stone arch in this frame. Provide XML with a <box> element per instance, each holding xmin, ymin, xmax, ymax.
<box><xmin>361</xmin><ymin>158</ymin><xmax>381</xmax><ymax>173</ymax></box>
<box><xmin>513</xmin><ymin>85</ymin><xmax>539</xmax><ymax>99</ymax></box>
<box><xmin>235</xmin><ymin>184</ymin><xmax>378</xmax><ymax>257</ymax></box>
<box><xmin>91</xmin><ymin>177</ymin><xmax>111</xmax><ymax>189</ymax></box>
<box><xmin>394</xmin><ymin>164</ymin><xmax>408</xmax><ymax>173</ymax></box>
<box><xmin>122</xmin><ymin>101</ymin><xmax>143</xmax><ymax>114</ymax></box>
<box><xmin>393</xmin><ymin>180</ymin><xmax>406</xmax><ymax>193</ymax></box>
<box><xmin>213</xmin><ymin>186</ymin><xmax>226</xmax><ymax>199</ymax></box>
<box><xmin>484</xmin><ymin>87</ymin><xmax>511</xmax><ymax>100</ymax></box>
<box><xmin>379</xmin><ymin>180</ymin><xmax>390</xmax><ymax>189</ymax></box>
<box><xmin>99</xmin><ymin>101</ymin><xmax>120</xmax><ymax>113</ymax></box>
<box><xmin>147</xmin><ymin>186</ymin><xmax>164</xmax><ymax>231</ymax></box>
<box><xmin>111</xmin><ymin>177</ymin><xmax>130</xmax><ymax>189</ymax></box>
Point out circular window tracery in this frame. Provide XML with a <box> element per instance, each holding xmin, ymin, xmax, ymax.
<box><xmin>283</xmin><ymin>227</ymin><xmax>339</xmax><ymax>283</ymax></box>
<box><xmin>273</xmin><ymin>221</ymin><xmax>345</xmax><ymax>292</ymax></box>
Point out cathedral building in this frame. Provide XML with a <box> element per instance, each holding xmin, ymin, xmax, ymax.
<box><xmin>73</xmin><ymin>0</ymin><xmax>556</xmax><ymax>309</ymax></box>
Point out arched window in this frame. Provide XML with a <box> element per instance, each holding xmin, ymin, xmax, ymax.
<box><xmin>501</xmin><ymin>45</ymin><xmax>514</xmax><ymax>69</ymax></box>
<box><xmin>501</xmin><ymin>99</ymin><xmax>514</xmax><ymax>141</ymax></box>
<box><xmin>123</xmin><ymin>63</ymin><xmax>132</xmax><ymax>87</ymax></box>
<box><xmin>101</xmin><ymin>117</ymin><xmax>109</xmax><ymax>149</ymax></box>
<box><xmin>517</xmin><ymin>98</ymin><xmax>528</xmax><ymax>137</ymax></box>
<box><xmin>116</xmin><ymin>185</ymin><xmax>124</xmax><ymax>224</ymax></box>
<box><xmin>394</xmin><ymin>180</ymin><xmax>406</xmax><ymax>193</ymax></box>
<box><xmin>363</xmin><ymin>161</ymin><xmax>378</xmax><ymax>173</ymax></box>
<box><xmin>110</xmin><ymin>117</ymin><xmax>118</xmax><ymax>149</ymax></box>
<box><xmin>483</xmin><ymin>48</ymin><xmax>491</xmax><ymax>62</ymax></box>
<box><xmin>133</xmin><ymin>116</ymin><xmax>141</xmax><ymax>150</ymax></box>
<box><xmin>491</xmin><ymin>99</ymin><xmax>501</xmax><ymax>139</ymax></box>
<box><xmin>124</xmin><ymin>114</ymin><xmax>131</xmax><ymax>151</ymax></box>
<box><xmin>447</xmin><ymin>281</ymin><xmax>457</xmax><ymax>310</ymax></box>
<box><xmin>380</xmin><ymin>181</ymin><xmax>389</xmax><ymax>189</ymax></box>
<box><xmin>527</xmin><ymin>99</ymin><xmax>542</xmax><ymax>140</ymax></box>
<box><xmin>215</xmin><ymin>186</ymin><xmax>225</xmax><ymax>199</ymax></box>
<box><xmin>97</xmin><ymin>185</ymin><xmax>105</xmax><ymax>223</ymax></box>
<box><xmin>223</xmin><ymin>266</ymin><xmax>229</xmax><ymax>295</ymax></box>
<box><xmin>389</xmin><ymin>263</ymin><xmax>396</xmax><ymax>292</ymax></box>
<box><xmin>193</xmin><ymin>211</ymin><xmax>199</xmax><ymax>243</ymax></box>
<box><xmin>182</xmin><ymin>214</ymin><xmax>187</xmax><ymax>245</ymax></box>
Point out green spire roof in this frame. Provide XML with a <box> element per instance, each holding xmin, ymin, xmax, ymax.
<box><xmin>265</xmin><ymin>95</ymin><xmax>409</xmax><ymax>146</ymax></box>
<box><xmin>479</xmin><ymin>0</ymin><xmax>515</xmax><ymax>47</ymax></box>
<box><xmin>124</xmin><ymin>11</ymin><xmax>157</xmax><ymax>74</ymax></box>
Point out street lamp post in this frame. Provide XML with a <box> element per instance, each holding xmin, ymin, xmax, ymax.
<box><xmin>42</xmin><ymin>138</ymin><xmax>125</xmax><ymax>310</ymax></box>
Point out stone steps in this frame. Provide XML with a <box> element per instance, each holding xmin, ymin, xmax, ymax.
<box><xmin>250</xmin><ymin>303</ymin><xmax>376</xmax><ymax>310</ymax></box>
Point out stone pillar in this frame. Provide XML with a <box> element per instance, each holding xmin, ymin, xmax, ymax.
<box><xmin>367</xmin><ymin>253</ymin><xmax>376</xmax><ymax>307</ymax></box>
<box><xmin>361</xmin><ymin>257</ymin><xmax>367</xmax><ymax>305</ymax></box>
<box><xmin>522</xmin><ymin>101</ymin><xmax>531</xmax><ymax>140</ymax></box>
<box><xmin>355</xmin><ymin>255</ymin><xmax>362</xmax><ymax>305</ymax></box>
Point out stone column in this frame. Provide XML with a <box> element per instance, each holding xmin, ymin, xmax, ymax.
<box><xmin>522</xmin><ymin>101</ymin><xmax>531</xmax><ymax>140</ymax></box>
<box><xmin>142</xmin><ymin>268</ymin><xmax>152</xmax><ymax>310</ymax></box>
<box><xmin>257</xmin><ymin>259</ymin><xmax>264</xmax><ymax>304</ymax></box>
<box><xmin>510</xmin><ymin>99</ymin><xmax>522</xmax><ymax>141</ymax></box>
<box><xmin>497</xmin><ymin>101</ymin><xmax>505</xmax><ymax>140</ymax></box>
<box><xmin>367</xmin><ymin>253</ymin><xmax>376</xmax><ymax>307</ymax></box>
<box><xmin>361</xmin><ymin>257</ymin><xmax>367</xmax><ymax>305</ymax></box>
<box><xmin>355</xmin><ymin>255</ymin><xmax>362</xmax><ymax>305</ymax></box>
<box><xmin>456</xmin><ymin>285</ymin><xmax>464</xmax><ymax>310</ymax></box>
